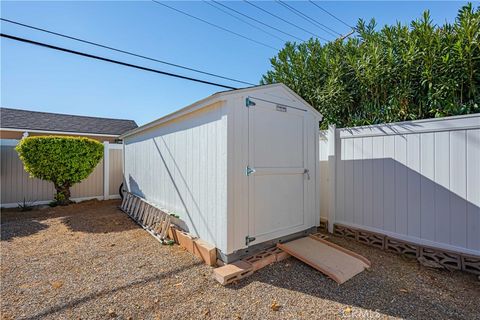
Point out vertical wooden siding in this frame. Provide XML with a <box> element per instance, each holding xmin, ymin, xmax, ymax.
<box><xmin>321</xmin><ymin>114</ymin><xmax>480</xmax><ymax>255</ymax></box>
<box><xmin>1</xmin><ymin>142</ymin><xmax>123</xmax><ymax>206</ymax></box>
<box><xmin>123</xmin><ymin>104</ymin><xmax>228</xmax><ymax>252</ymax></box>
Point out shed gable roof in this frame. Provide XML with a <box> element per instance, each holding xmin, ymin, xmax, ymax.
<box><xmin>120</xmin><ymin>83</ymin><xmax>322</xmax><ymax>139</ymax></box>
<box><xmin>0</xmin><ymin>107</ymin><xmax>138</xmax><ymax>136</ymax></box>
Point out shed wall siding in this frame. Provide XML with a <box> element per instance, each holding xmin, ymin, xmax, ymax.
<box><xmin>124</xmin><ymin>104</ymin><xmax>228</xmax><ymax>252</ymax></box>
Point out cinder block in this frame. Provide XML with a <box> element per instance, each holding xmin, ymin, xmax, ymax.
<box><xmin>249</xmin><ymin>253</ymin><xmax>277</xmax><ymax>271</ymax></box>
<box><xmin>275</xmin><ymin>251</ymin><xmax>290</xmax><ymax>262</ymax></box>
<box><xmin>213</xmin><ymin>261</ymin><xmax>254</xmax><ymax>285</ymax></box>
<box><xmin>193</xmin><ymin>239</ymin><xmax>217</xmax><ymax>266</ymax></box>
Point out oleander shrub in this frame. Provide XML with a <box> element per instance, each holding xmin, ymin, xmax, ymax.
<box><xmin>16</xmin><ymin>136</ymin><xmax>104</xmax><ymax>205</ymax></box>
<box><xmin>261</xmin><ymin>3</ymin><xmax>480</xmax><ymax>128</ymax></box>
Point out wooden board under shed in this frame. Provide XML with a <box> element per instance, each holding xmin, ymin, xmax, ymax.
<box><xmin>277</xmin><ymin>235</ymin><xmax>371</xmax><ymax>284</ymax></box>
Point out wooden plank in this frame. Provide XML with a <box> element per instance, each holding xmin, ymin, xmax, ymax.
<box><xmin>277</xmin><ymin>237</ymin><xmax>370</xmax><ymax>284</ymax></box>
<box><xmin>213</xmin><ymin>261</ymin><xmax>253</xmax><ymax>286</ymax></box>
<box><xmin>193</xmin><ymin>238</ymin><xmax>217</xmax><ymax>266</ymax></box>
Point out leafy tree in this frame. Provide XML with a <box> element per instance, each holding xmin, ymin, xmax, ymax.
<box><xmin>261</xmin><ymin>3</ymin><xmax>480</xmax><ymax>129</ymax></box>
<box><xmin>16</xmin><ymin>136</ymin><xmax>104</xmax><ymax>205</ymax></box>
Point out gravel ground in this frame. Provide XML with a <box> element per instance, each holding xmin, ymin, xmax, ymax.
<box><xmin>1</xmin><ymin>200</ymin><xmax>479</xmax><ymax>320</ymax></box>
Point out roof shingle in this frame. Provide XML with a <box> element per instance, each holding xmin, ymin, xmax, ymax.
<box><xmin>0</xmin><ymin>107</ymin><xmax>138</xmax><ymax>136</ymax></box>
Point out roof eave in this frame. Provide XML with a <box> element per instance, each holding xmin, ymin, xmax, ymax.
<box><xmin>0</xmin><ymin>127</ymin><xmax>121</xmax><ymax>137</ymax></box>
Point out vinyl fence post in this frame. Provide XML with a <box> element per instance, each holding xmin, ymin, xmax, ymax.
<box><xmin>103</xmin><ymin>141</ymin><xmax>109</xmax><ymax>200</ymax></box>
<box><xmin>327</xmin><ymin>124</ymin><xmax>336</xmax><ymax>233</ymax></box>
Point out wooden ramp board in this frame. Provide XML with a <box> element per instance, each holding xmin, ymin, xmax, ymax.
<box><xmin>277</xmin><ymin>235</ymin><xmax>371</xmax><ymax>284</ymax></box>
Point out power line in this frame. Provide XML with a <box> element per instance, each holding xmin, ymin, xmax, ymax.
<box><xmin>0</xmin><ymin>33</ymin><xmax>239</xmax><ymax>90</ymax></box>
<box><xmin>243</xmin><ymin>0</ymin><xmax>329</xmax><ymax>42</ymax></box>
<box><xmin>151</xmin><ymin>0</ymin><xmax>279</xmax><ymax>51</ymax></box>
<box><xmin>0</xmin><ymin>18</ymin><xmax>255</xmax><ymax>86</ymax></box>
<box><xmin>276</xmin><ymin>0</ymin><xmax>340</xmax><ymax>37</ymax></box>
<box><xmin>210</xmin><ymin>0</ymin><xmax>304</xmax><ymax>42</ymax></box>
<box><xmin>308</xmin><ymin>0</ymin><xmax>354</xmax><ymax>29</ymax></box>
<box><xmin>202</xmin><ymin>0</ymin><xmax>287</xmax><ymax>42</ymax></box>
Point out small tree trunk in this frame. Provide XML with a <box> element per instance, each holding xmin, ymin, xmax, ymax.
<box><xmin>54</xmin><ymin>183</ymin><xmax>72</xmax><ymax>205</ymax></box>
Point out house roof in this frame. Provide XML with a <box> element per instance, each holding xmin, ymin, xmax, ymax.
<box><xmin>120</xmin><ymin>83</ymin><xmax>323</xmax><ymax>139</ymax></box>
<box><xmin>0</xmin><ymin>107</ymin><xmax>138</xmax><ymax>136</ymax></box>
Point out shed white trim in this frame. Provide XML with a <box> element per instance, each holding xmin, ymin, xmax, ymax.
<box><xmin>119</xmin><ymin>84</ymin><xmax>322</xmax><ymax>139</ymax></box>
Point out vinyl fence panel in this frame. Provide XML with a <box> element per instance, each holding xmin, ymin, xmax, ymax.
<box><xmin>0</xmin><ymin>140</ymin><xmax>123</xmax><ymax>207</ymax></box>
<box><xmin>320</xmin><ymin>114</ymin><xmax>480</xmax><ymax>255</ymax></box>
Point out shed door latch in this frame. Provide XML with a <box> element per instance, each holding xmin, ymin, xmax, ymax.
<box><xmin>245</xmin><ymin>236</ymin><xmax>256</xmax><ymax>246</ymax></box>
<box><xmin>304</xmin><ymin>168</ymin><xmax>310</xmax><ymax>180</ymax></box>
<box><xmin>246</xmin><ymin>166</ymin><xmax>256</xmax><ymax>176</ymax></box>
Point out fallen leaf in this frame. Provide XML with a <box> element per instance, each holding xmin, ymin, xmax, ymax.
<box><xmin>108</xmin><ymin>309</ymin><xmax>117</xmax><ymax>318</ymax></box>
<box><xmin>173</xmin><ymin>282</ymin><xmax>183</xmax><ymax>287</ymax></box>
<box><xmin>399</xmin><ymin>288</ymin><xmax>408</xmax><ymax>293</ymax></box>
<box><xmin>51</xmin><ymin>281</ymin><xmax>63</xmax><ymax>289</ymax></box>
<box><xmin>344</xmin><ymin>307</ymin><xmax>352</xmax><ymax>314</ymax></box>
<box><xmin>270</xmin><ymin>301</ymin><xmax>281</xmax><ymax>311</ymax></box>
<box><xmin>154</xmin><ymin>298</ymin><xmax>159</xmax><ymax>303</ymax></box>
<box><xmin>204</xmin><ymin>309</ymin><xmax>210</xmax><ymax>317</ymax></box>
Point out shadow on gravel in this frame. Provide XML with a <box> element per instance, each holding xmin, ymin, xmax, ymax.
<box><xmin>1</xmin><ymin>200</ymin><xmax>137</xmax><ymax>238</ymax></box>
<box><xmin>228</xmin><ymin>246</ymin><xmax>478</xmax><ymax>319</ymax></box>
<box><xmin>1</xmin><ymin>219</ymin><xmax>49</xmax><ymax>241</ymax></box>
<box><xmin>23</xmin><ymin>261</ymin><xmax>203</xmax><ymax>320</ymax></box>
<box><xmin>60</xmin><ymin>208</ymin><xmax>138</xmax><ymax>234</ymax></box>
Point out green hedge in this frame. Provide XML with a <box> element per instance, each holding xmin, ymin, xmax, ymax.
<box><xmin>261</xmin><ymin>4</ymin><xmax>479</xmax><ymax>128</ymax></box>
<box><xmin>16</xmin><ymin>136</ymin><xmax>104</xmax><ymax>205</ymax></box>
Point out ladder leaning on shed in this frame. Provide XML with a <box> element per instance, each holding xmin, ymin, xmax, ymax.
<box><xmin>119</xmin><ymin>192</ymin><xmax>172</xmax><ymax>244</ymax></box>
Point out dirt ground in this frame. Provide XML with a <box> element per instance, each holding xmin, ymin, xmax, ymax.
<box><xmin>1</xmin><ymin>200</ymin><xmax>479</xmax><ymax>320</ymax></box>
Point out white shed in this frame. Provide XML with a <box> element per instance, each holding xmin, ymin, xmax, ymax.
<box><xmin>120</xmin><ymin>84</ymin><xmax>323</xmax><ymax>262</ymax></box>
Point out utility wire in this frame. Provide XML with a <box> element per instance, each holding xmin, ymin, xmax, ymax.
<box><xmin>151</xmin><ymin>0</ymin><xmax>279</xmax><ymax>50</ymax></box>
<box><xmin>243</xmin><ymin>0</ymin><xmax>329</xmax><ymax>42</ymax></box>
<box><xmin>0</xmin><ymin>18</ymin><xmax>255</xmax><ymax>86</ymax></box>
<box><xmin>308</xmin><ymin>0</ymin><xmax>354</xmax><ymax>29</ymax></box>
<box><xmin>276</xmin><ymin>0</ymin><xmax>340</xmax><ymax>37</ymax></box>
<box><xmin>0</xmin><ymin>33</ymin><xmax>239</xmax><ymax>90</ymax></box>
<box><xmin>210</xmin><ymin>0</ymin><xmax>304</xmax><ymax>42</ymax></box>
<box><xmin>202</xmin><ymin>0</ymin><xmax>287</xmax><ymax>42</ymax></box>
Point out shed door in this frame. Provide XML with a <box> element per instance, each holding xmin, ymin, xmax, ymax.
<box><xmin>247</xmin><ymin>99</ymin><xmax>309</xmax><ymax>246</ymax></box>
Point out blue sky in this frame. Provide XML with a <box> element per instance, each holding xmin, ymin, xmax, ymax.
<box><xmin>1</xmin><ymin>1</ymin><xmax>474</xmax><ymax>126</ymax></box>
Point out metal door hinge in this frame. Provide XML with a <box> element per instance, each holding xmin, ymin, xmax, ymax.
<box><xmin>245</xmin><ymin>97</ymin><xmax>256</xmax><ymax>107</ymax></box>
<box><xmin>245</xmin><ymin>236</ymin><xmax>256</xmax><ymax>246</ymax></box>
<box><xmin>246</xmin><ymin>166</ymin><xmax>256</xmax><ymax>176</ymax></box>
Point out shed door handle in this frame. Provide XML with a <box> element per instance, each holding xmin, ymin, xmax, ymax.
<box><xmin>304</xmin><ymin>169</ymin><xmax>310</xmax><ymax>180</ymax></box>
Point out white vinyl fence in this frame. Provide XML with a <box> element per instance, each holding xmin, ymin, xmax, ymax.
<box><xmin>1</xmin><ymin>140</ymin><xmax>124</xmax><ymax>208</ymax></box>
<box><xmin>320</xmin><ymin>114</ymin><xmax>480</xmax><ymax>256</ymax></box>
